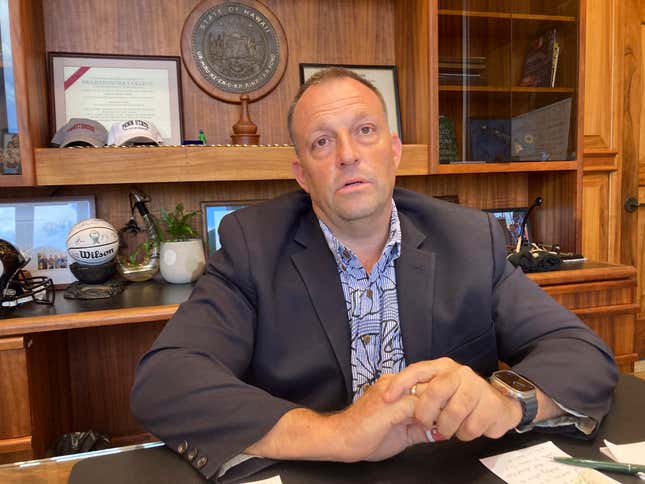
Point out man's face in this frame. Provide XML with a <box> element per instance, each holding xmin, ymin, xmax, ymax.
<box><xmin>291</xmin><ymin>78</ymin><xmax>402</xmax><ymax>232</ymax></box>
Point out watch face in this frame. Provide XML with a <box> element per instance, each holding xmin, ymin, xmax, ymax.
<box><xmin>496</xmin><ymin>371</ymin><xmax>534</xmax><ymax>392</ymax></box>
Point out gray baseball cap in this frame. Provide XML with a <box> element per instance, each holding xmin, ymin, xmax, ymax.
<box><xmin>51</xmin><ymin>118</ymin><xmax>108</xmax><ymax>147</ymax></box>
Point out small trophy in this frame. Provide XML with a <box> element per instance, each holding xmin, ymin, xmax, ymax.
<box><xmin>231</xmin><ymin>95</ymin><xmax>260</xmax><ymax>145</ymax></box>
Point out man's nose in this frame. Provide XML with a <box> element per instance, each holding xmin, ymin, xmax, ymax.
<box><xmin>336</xmin><ymin>132</ymin><xmax>359</xmax><ymax>166</ymax></box>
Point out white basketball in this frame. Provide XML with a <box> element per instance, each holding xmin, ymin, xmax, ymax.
<box><xmin>66</xmin><ymin>218</ymin><xmax>119</xmax><ymax>266</ymax></box>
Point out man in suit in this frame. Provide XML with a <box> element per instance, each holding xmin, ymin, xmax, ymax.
<box><xmin>131</xmin><ymin>68</ymin><xmax>617</xmax><ymax>482</ymax></box>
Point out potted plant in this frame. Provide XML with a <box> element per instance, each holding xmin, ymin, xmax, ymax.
<box><xmin>158</xmin><ymin>203</ymin><xmax>206</xmax><ymax>284</ymax></box>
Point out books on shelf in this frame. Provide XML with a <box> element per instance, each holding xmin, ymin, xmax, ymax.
<box><xmin>439</xmin><ymin>115</ymin><xmax>459</xmax><ymax>163</ymax></box>
<box><xmin>460</xmin><ymin>97</ymin><xmax>572</xmax><ymax>163</ymax></box>
<box><xmin>510</xmin><ymin>97</ymin><xmax>572</xmax><ymax>161</ymax></box>
<box><xmin>519</xmin><ymin>29</ymin><xmax>560</xmax><ymax>88</ymax></box>
<box><xmin>439</xmin><ymin>56</ymin><xmax>487</xmax><ymax>86</ymax></box>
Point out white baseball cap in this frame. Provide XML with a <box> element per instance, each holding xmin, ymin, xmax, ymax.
<box><xmin>51</xmin><ymin>118</ymin><xmax>108</xmax><ymax>147</ymax></box>
<box><xmin>108</xmin><ymin>120</ymin><xmax>163</xmax><ymax>146</ymax></box>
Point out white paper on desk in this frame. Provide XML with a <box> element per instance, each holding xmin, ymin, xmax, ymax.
<box><xmin>241</xmin><ymin>476</ymin><xmax>282</xmax><ymax>484</ymax></box>
<box><xmin>601</xmin><ymin>440</ymin><xmax>645</xmax><ymax>481</ymax></box>
<box><xmin>480</xmin><ymin>441</ymin><xmax>619</xmax><ymax>484</ymax></box>
<box><xmin>601</xmin><ymin>440</ymin><xmax>645</xmax><ymax>465</ymax></box>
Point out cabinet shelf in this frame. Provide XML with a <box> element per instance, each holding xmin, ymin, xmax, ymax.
<box><xmin>435</xmin><ymin>161</ymin><xmax>578</xmax><ymax>174</ymax></box>
<box><xmin>438</xmin><ymin>10</ymin><xmax>576</xmax><ymax>22</ymax></box>
<box><xmin>34</xmin><ymin>145</ymin><xmax>430</xmax><ymax>186</ymax></box>
<box><xmin>439</xmin><ymin>86</ymin><xmax>575</xmax><ymax>93</ymax></box>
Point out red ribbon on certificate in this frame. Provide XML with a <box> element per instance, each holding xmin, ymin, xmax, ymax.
<box><xmin>64</xmin><ymin>66</ymin><xmax>90</xmax><ymax>90</ymax></box>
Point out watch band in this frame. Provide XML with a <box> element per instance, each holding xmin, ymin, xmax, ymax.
<box><xmin>517</xmin><ymin>392</ymin><xmax>538</xmax><ymax>428</ymax></box>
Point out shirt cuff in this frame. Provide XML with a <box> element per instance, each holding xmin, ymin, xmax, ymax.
<box><xmin>217</xmin><ymin>453</ymin><xmax>257</xmax><ymax>478</ymax></box>
<box><xmin>523</xmin><ymin>399</ymin><xmax>596</xmax><ymax>435</ymax></box>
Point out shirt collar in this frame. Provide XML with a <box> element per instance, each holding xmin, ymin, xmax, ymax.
<box><xmin>319</xmin><ymin>200</ymin><xmax>401</xmax><ymax>273</ymax></box>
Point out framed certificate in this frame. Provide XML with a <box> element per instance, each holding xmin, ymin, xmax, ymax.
<box><xmin>299</xmin><ymin>63</ymin><xmax>402</xmax><ymax>140</ymax></box>
<box><xmin>48</xmin><ymin>53</ymin><xmax>184</xmax><ymax>145</ymax></box>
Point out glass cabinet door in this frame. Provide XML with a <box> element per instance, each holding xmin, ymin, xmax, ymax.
<box><xmin>438</xmin><ymin>0</ymin><xmax>578</xmax><ymax>164</ymax></box>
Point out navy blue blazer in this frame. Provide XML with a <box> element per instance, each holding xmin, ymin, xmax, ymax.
<box><xmin>131</xmin><ymin>188</ymin><xmax>618</xmax><ymax>481</ymax></box>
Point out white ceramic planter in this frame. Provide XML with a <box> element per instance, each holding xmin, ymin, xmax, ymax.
<box><xmin>160</xmin><ymin>239</ymin><xmax>206</xmax><ymax>284</ymax></box>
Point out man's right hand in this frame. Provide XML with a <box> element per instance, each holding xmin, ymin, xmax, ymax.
<box><xmin>329</xmin><ymin>374</ymin><xmax>429</xmax><ymax>462</ymax></box>
<box><xmin>245</xmin><ymin>374</ymin><xmax>428</xmax><ymax>463</ymax></box>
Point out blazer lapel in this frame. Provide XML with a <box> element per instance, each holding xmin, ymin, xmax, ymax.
<box><xmin>291</xmin><ymin>211</ymin><xmax>353</xmax><ymax>402</ymax></box>
<box><xmin>396</xmin><ymin>212</ymin><xmax>436</xmax><ymax>364</ymax></box>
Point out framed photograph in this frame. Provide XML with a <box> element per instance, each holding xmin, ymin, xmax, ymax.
<box><xmin>0</xmin><ymin>196</ymin><xmax>96</xmax><ymax>285</ymax></box>
<box><xmin>299</xmin><ymin>63</ymin><xmax>402</xmax><ymax>140</ymax></box>
<box><xmin>48</xmin><ymin>52</ymin><xmax>184</xmax><ymax>145</ymax></box>
<box><xmin>483</xmin><ymin>207</ymin><xmax>530</xmax><ymax>250</ymax></box>
<box><xmin>201</xmin><ymin>200</ymin><xmax>261</xmax><ymax>256</ymax></box>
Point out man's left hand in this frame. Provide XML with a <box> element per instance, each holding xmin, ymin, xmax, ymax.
<box><xmin>383</xmin><ymin>358</ymin><xmax>523</xmax><ymax>441</ymax></box>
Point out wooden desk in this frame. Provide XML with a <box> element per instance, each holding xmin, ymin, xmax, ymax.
<box><xmin>0</xmin><ymin>375</ymin><xmax>643</xmax><ymax>484</ymax></box>
<box><xmin>0</xmin><ymin>262</ymin><xmax>638</xmax><ymax>465</ymax></box>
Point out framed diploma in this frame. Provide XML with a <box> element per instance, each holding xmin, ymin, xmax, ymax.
<box><xmin>299</xmin><ymin>63</ymin><xmax>402</xmax><ymax>140</ymax></box>
<box><xmin>48</xmin><ymin>53</ymin><xmax>184</xmax><ymax>145</ymax></box>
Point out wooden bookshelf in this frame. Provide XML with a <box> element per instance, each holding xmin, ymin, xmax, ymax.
<box><xmin>438</xmin><ymin>10</ymin><xmax>576</xmax><ymax>22</ymax></box>
<box><xmin>435</xmin><ymin>161</ymin><xmax>577</xmax><ymax>175</ymax></box>
<box><xmin>34</xmin><ymin>144</ymin><xmax>430</xmax><ymax>185</ymax></box>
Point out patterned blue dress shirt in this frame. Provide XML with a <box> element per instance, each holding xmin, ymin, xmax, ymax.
<box><xmin>319</xmin><ymin>201</ymin><xmax>407</xmax><ymax>401</ymax></box>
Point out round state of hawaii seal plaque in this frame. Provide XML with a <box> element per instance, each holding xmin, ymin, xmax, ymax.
<box><xmin>181</xmin><ymin>0</ymin><xmax>288</xmax><ymax>103</ymax></box>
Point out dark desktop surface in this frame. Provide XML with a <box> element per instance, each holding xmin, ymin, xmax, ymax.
<box><xmin>0</xmin><ymin>277</ymin><xmax>195</xmax><ymax>320</ymax></box>
<box><xmin>69</xmin><ymin>374</ymin><xmax>645</xmax><ymax>483</ymax></box>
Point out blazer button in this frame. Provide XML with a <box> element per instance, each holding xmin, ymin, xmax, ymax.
<box><xmin>187</xmin><ymin>448</ymin><xmax>198</xmax><ymax>462</ymax></box>
<box><xmin>177</xmin><ymin>441</ymin><xmax>188</xmax><ymax>455</ymax></box>
<box><xmin>195</xmin><ymin>456</ymin><xmax>208</xmax><ymax>469</ymax></box>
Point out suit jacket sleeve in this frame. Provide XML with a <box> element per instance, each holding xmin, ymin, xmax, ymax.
<box><xmin>130</xmin><ymin>213</ymin><xmax>301</xmax><ymax>481</ymax></box>
<box><xmin>487</xmin><ymin>213</ymin><xmax>618</xmax><ymax>425</ymax></box>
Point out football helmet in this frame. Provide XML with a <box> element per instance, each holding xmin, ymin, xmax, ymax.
<box><xmin>0</xmin><ymin>239</ymin><xmax>54</xmax><ymax>308</ymax></box>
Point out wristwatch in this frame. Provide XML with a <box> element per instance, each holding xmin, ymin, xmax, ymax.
<box><xmin>490</xmin><ymin>370</ymin><xmax>538</xmax><ymax>429</ymax></box>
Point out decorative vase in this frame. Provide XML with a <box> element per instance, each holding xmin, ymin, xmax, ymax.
<box><xmin>159</xmin><ymin>239</ymin><xmax>206</xmax><ymax>284</ymax></box>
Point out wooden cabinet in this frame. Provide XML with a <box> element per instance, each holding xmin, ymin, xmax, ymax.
<box><xmin>0</xmin><ymin>337</ymin><xmax>32</xmax><ymax>464</ymax></box>
<box><xmin>529</xmin><ymin>263</ymin><xmax>639</xmax><ymax>373</ymax></box>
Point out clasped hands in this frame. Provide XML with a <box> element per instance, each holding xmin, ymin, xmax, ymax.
<box><xmin>332</xmin><ymin>357</ymin><xmax>523</xmax><ymax>463</ymax></box>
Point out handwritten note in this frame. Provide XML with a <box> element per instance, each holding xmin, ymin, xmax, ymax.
<box><xmin>480</xmin><ymin>441</ymin><xmax>619</xmax><ymax>484</ymax></box>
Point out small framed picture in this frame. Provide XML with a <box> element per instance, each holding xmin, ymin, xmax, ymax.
<box><xmin>299</xmin><ymin>63</ymin><xmax>402</xmax><ymax>140</ymax></box>
<box><xmin>0</xmin><ymin>196</ymin><xmax>96</xmax><ymax>285</ymax></box>
<box><xmin>483</xmin><ymin>207</ymin><xmax>530</xmax><ymax>249</ymax></box>
<box><xmin>48</xmin><ymin>52</ymin><xmax>184</xmax><ymax>145</ymax></box>
<box><xmin>200</xmin><ymin>200</ymin><xmax>261</xmax><ymax>256</ymax></box>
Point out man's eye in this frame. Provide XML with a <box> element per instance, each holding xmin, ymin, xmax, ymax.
<box><xmin>359</xmin><ymin>126</ymin><xmax>374</xmax><ymax>135</ymax></box>
<box><xmin>313</xmin><ymin>138</ymin><xmax>328</xmax><ymax>148</ymax></box>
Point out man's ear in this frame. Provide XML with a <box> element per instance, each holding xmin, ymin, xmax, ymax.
<box><xmin>391</xmin><ymin>134</ymin><xmax>402</xmax><ymax>170</ymax></box>
<box><xmin>292</xmin><ymin>158</ymin><xmax>309</xmax><ymax>193</ymax></box>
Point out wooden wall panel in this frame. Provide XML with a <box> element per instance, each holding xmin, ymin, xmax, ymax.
<box><xmin>26</xmin><ymin>332</ymin><xmax>73</xmax><ymax>457</ymax></box>
<box><xmin>66</xmin><ymin>322</ymin><xmax>165</xmax><ymax>440</ymax></box>
<box><xmin>583</xmin><ymin>0</ymin><xmax>620</xmax><ymax>153</ymax></box>
<box><xmin>43</xmin><ymin>0</ymin><xmax>402</xmax><ymax>146</ymax></box>
<box><xmin>621</xmin><ymin>0</ymin><xmax>643</xmax><ymax>270</ymax></box>
<box><xmin>583</xmin><ymin>314</ymin><xmax>637</xmax><ymax>373</ymax></box>
<box><xmin>582</xmin><ymin>173</ymin><xmax>610</xmax><ymax>262</ymax></box>
<box><xmin>0</xmin><ymin>338</ymin><xmax>31</xmax><ymax>441</ymax></box>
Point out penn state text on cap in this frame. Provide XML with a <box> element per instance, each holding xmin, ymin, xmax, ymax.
<box><xmin>108</xmin><ymin>120</ymin><xmax>163</xmax><ymax>147</ymax></box>
<box><xmin>51</xmin><ymin>118</ymin><xmax>108</xmax><ymax>147</ymax></box>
